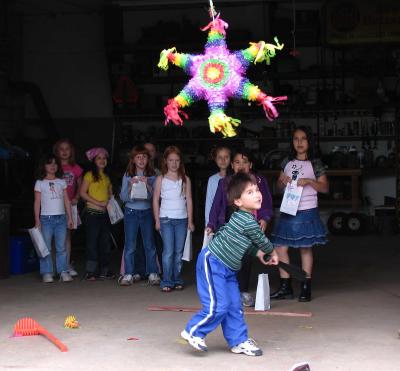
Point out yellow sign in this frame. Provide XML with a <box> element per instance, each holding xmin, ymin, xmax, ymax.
<box><xmin>326</xmin><ymin>0</ymin><xmax>400</xmax><ymax>44</ymax></box>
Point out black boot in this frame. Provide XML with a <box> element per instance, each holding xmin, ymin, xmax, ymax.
<box><xmin>298</xmin><ymin>278</ymin><xmax>312</xmax><ymax>302</ymax></box>
<box><xmin>270</xmin><ymin>278</ymin><xmax>294</xmax><ymax>300</ymax></box>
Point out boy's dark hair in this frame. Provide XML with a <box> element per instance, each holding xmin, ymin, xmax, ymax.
<box><xmin>36</xmin><ymin>153</ymin><xmax>63</xmax><ymax>180</ymax></box>
<box><xmin>227</xmin><ymin>172</ymin><xmax>257</xmax><ymax>207</ymax></box>
<box><xmin>288</xmin><ymin>126</ymin><xmax>317</xmax><ymax>160</ymax></box>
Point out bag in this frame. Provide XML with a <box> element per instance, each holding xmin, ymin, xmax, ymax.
<box><xmin>280</xmin><ymin>181</ymin><xmax>303</xmax><ymax>216</ymax></box>
<box><xmin>107</xmin><ymin>196</ymin><xmax>124</xmax><ymax>225</ymax></box>
<box><xmin>28</xmin><ymin>227</ymin><xmax>50</xmax><ymax>258</ymax></box>
<box><xmin>130</xmin><ymin>179</ymin><xmax>148</xmax><ymax>200</ymax></box>
<box><xmin>182</xmin><ymin>230</ymin><xmax>192</xmax><ymax>262</ymax></box>
<box><xmin>254</xmin><ymin>273</ymin><xmax>270</xmax><ymax>311</ymax></box>
<box><xmin>71</xmin><ymin>205</ymin><xmax>81</xmax><ymax>230</ymax></box>
<box><xmin>201</xmin><ymin>230</ymin><xmax>213</xmax><ymax>249</ymax></box>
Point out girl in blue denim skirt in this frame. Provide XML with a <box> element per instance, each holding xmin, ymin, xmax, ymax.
<box><xmin>34</xmin><ymin>154</ymin><xmax>73</xmax><ymax>283</ymax></box>
<box><xmin>271</xmin><ymin>126</ymin><xmax>329</xmax><ymax>302</ymax></box>
<box><xmin>153</xmin><ymin>146</ymin><xmax>194</xmax><ymax>292</ymax></box>
<box><xmin>118</xmin><ymin>145</ymin><xmax>160</xmax><ymax>286</ymax></box>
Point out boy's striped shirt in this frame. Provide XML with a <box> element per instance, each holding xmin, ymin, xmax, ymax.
<box><xmin>208</xmin><ymin>209</ymin><xmax>274</xmax><ymax>271</ymax></box>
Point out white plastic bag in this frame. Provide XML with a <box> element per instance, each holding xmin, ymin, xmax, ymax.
<box><xmin>71</xmin><ymin>205</ymin><xmax>81</xmax><ymax>230</ymax></box>
<box><xmin>28</xmin><ymin>227</ymin><xmax>50</xmax><ymax>258</ymax></box>
<box><xmin>107</xmin><ymin>196</ymin><xmax>124</xmax><ymax>224</ymax></box>
<box><xmin>130</xmin><ymin>179</ymin><xmax>148</xmax><ymax>200</ymax></box>
<box><xmin>254</xmin><ymin>273</ymin><xmax>270</xmax><ymax>311</ymax></box>
<box><xmin>202</xmin><ymin>230</ymin><xmax>213</xmax><ymax>249</ymax></box>
<box><xmin>280</xmin><ymin>181</ymin><xmax>303</xmax><ymax>216</ymax></box>
<box><xmin>182</xmin><ymin>230</ymin><xmax>192</xmax><ymax>262</ymax></box>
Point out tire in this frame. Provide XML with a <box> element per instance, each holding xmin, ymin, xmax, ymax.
<box><xmin>344</xmin><ymin>213</ymin><xmax>367</xmax><ymax>236</ymax></box>
<box><xmin>327</xmin><ymin>212</ymin><xmax>347</xmax><ymax>235</ymax></box>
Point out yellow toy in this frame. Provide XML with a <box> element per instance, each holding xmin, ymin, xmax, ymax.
<box><xmin>64</xmin><ymin>315</ymin><xmax>79</xmax><ymax>329</ymax></box>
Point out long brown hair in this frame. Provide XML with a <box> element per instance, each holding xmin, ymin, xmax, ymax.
<box><xmin>126</xmin><ymin>145</ymin><xmax>155</xmax><ymax>177</ymax></box>
<box><xmin>161</xmin><ymin>146</ymin><xmax>187</xmax><ymax>192</ymax></box>
<box><xmin>53</xmin><ymin>139</ymin><xmax>76</xmax><ymax>165</ymax></box>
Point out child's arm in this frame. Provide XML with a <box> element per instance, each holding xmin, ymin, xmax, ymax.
<box><xmin>256</xmin><ymin>176</ymin><xmax>273</xmax><ymax>231</ymax></box>
<box><xmin>297</xmin><ymin>174</ymin><xmax>329</xmax><ymax>194</ymax></box>
<box><xmin>185</xmin><ymin>176</ymin><xmax>195</xmax><ymax>232</ymax></box>
<box><xmin>63</xmin><ymin>189</ymin><xmax>73</xmax><ymax>229</ymax></box>
<box><xmin>277</xmin><ymin>170</ymin><xmax>291</xmax><ymax>190</ymax></box>
<box><xmin>204</xmin><ymin>177</ymin><xmax>214</xmax><ymax>226</ymax></box>
<box><xmin>152</xmin><ymin>176</ymin><xmax>162</xmax><ymax>231</ymax></box>
<box><xmin>34</xmin><ymin>191</ymin><xmax>41</xmax><ymax>228</ymax></box>
<box><xmin>119</xmin><ymin>175</ymin><xmax>130</xmax><ymax>203</ymax></box>
<box><xmin>72</xmin><ymin>175</ymin><xmax>83</xmax><ymax>205</ymax></box>
<box><xmin>245</xmin><ymin>218</ymin><xmax>274</xmax><ymax>257</ymax></box>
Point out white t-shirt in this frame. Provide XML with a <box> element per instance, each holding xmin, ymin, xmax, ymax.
<box><xmin>34</xmin><ymin>178</ymin><xmax>67</xmax><ymax>215</ymax></box>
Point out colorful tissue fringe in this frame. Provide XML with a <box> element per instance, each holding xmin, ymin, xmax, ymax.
<box><xmin>158</xmin><ymin>14</ymin><xmax>287</xmax><ymax>137</ymax></box>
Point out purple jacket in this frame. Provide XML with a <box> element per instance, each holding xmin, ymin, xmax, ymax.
<box><xmin>207</xmin><ymin>174</ymin><xmax>273</xmax><ymax>232</ymax></box>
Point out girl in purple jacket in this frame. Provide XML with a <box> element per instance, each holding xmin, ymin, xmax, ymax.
<box><xmin>205</xmin><ymin>149</ymin><xmax>273</xmax><ymax>307</ymax></box>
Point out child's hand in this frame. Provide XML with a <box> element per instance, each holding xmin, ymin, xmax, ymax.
<box><xmin>35</xmin><ymin>220</ymin><xmax>41</xmax><ymax>229</ymax></box>
<box><xmin>205</xmin><ymin>227</ymin><xmax>213</xmax><ymax>235</ymax></box>
<box><xmin>67</xmin><ymin>219</ymin><xmax>74</xmax><ymax>229</ymax></box>
<box><xmin>257</xmin><ymin>249</ymin><xmax>279</xmax><ymax>266</ymax></box>
<box><xmin>188</xmin><ymin>222</ymin><xmax>195</xmax><ymax>232</ymax></box>
<box><xmin>71</xmin><ymin>198</ymin><xmax>79</xmax><ymax>206</ymax></box>
<box><xmin>258</xmin><ymin>219</ymin><xmax>267</xmax><ymax>232</ymax></box>
<box><xmin>98</xmin><ymin>201</ymin><xmax>108</xmax><ymax>208</ymax></box>
<box><xmin>155</xmin><ymin>220</ymin><xmax>160</xmax><ymax>231</ymax></box>
<box><xmin>297</xmin><ymin>178</ymin><xmax>312</xmax><ymax>187</ymax></box>
<box><xmin>138</xmin><ymin>176</ymin><xmax>147</xmax><ymax>184</ymax></box>
<box><xmin>130</xmin><ymin>177</ymin><xmax>139</xmax><ymax>184</ymax></box>
<box><xmin>279</xmin><ymin>174</ymin><xmax>291</xmax><ymax>186</ymax></box>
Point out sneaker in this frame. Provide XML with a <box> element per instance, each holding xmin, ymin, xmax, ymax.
<box><xmin>231</xmin><ymin>338</ymin><xmax>263</xmax><ymax>356</ymax></box>
<box><xmin>132</xmin><ymin>274</ymin><xmax>141</xmax><ymax>283</ymax></box>
<box><xmin>60</xmin><ymin>272</ymin><xmax>73</xmax><ymax>282</ymax></box>
<box><xmin>181</xmin><ymin>330</ymin><xmax>208</xmax><ymax>352</ymax></box>
<box><xmin>68</xmin><ymin>266</ymin><xmax>78</xmax><ymax>277</ymax></box>
<box><xmin>42</xmin><ymin>273</ymin><xmax>54</xmax><ymax>283</ymax></box>
<box><xmin>118</xmin><ymin>274</ymin><xmax>133</xmax><ymax>286</ymax></box>
<box><xmin>99</xmin><ymin>271</ymin><xmax>116</xmax><ymax>280</ymax></box>
<box><xmin>148</xmin><ymin>273</ymin><xmax>161</xmax><ymax>286</ymax></box>
<box><xmin>241</xmin><ymin>292</ymin><xmax>255</xmax><ymax>307</ymax></box>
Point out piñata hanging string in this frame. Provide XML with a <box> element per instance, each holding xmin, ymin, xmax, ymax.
<box><xmin>158</xmin><ymin>0</ymin><xmax>287</xmax><ymax>137</ymax></box>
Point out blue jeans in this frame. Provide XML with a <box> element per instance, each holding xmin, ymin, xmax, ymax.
<box><xmin>39</xmin><ymin>214</ymin><xmax>68</xmax><ymax>274</ymax></box>
<box><xmin>123</xmin><ymin>208</ymin><xmax>158</xmax><ymax>275</ymax></box>
<box><xmin>159</xmin><ymin>217</ymin><xmax>188</xmax><ymax>289</ymax></box>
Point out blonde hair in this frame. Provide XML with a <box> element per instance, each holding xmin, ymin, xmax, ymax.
<box><xmin>53</xmin><ymin>139</ymin><xmax>76</xmax><ymax>165</ymax></box>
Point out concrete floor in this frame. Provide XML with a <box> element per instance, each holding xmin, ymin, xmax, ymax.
<box><xmin>0</xmin><ymin>235</ymin><xmax>399</xmax><ymax>371</ymax></box>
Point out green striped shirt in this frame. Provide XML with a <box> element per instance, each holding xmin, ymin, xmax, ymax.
<box><xmin>208</xmin><ymin>209</ymin><xmax>274</xmax><ymax>271</ymax></box>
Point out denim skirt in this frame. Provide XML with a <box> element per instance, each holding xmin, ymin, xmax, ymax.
<box><xmin>271</xmin><ymin>207</ymin><xmax>327</xmax><ymax>248</ymax></box>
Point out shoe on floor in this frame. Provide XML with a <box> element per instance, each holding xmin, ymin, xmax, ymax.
<box><xmin>99</xmin><ymin>271</ymin><xmax>116</xmax><ymax>280</ymax></box>
<box><xmin>42</xmin><ymin>273</ymin><xmax>54</xmax><ymax>283</ymax></box>
<box><xmin>119</xmin><ymin>274</ymin><xmax>133</xmax><ymax>286</ymax></box>
<box><xmin>68</xmin><ymin>266</ymin><xmax>78</xmax><ymax>277</ymax></box>
<box><xmin>231</xmin><ymin>338</ymin><xmax>263</xmax><ymax>356</ymax></box>
<box><xmin>132</xmin><ymin>274</ymin><xmax>141</xmax><ymax>282</ymax></box>
<box><xmin>60</xmin><ymin>272</ymin><xmax>73</xmax><ymax>282</ymax></box>
<box><xmin>181</xmin><ymin>330</ymin><xmax>208</xmax><ymax>352</ymax></box>
<box><xmin>241</xmin><ymin>292</ymin><xmax>255</xmax><ymax>307</ymax></box>
<box><xmin>148</xmin><ymin>273</ymin><xmax>160</xmax><ymax>286</ymax></box>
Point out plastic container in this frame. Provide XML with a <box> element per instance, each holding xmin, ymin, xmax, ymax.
<box><xmin>10</xmin><ymin>236</ymin><xmax>39</xmax><ymax>275</ymax></box>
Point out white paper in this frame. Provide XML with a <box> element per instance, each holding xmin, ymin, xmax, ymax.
<box><xmin>28</xmin><ymin>227</ymin><xmax>50</xmax><ymax>258</ymax></box>
<box><xmin>130</xmin><ymin>179</ymin><xmax>148</xmax><ymax>200</ymax></box>
<box><xmin>71</xmin><ymin>205</ymin><xmax>81</xmax><ymax>229</ymax></box>
<box><xmin>182</xmin><ymin>230</ymin><xmax>192</xmax><ymax>261</ymax></box>
<box><xmin>202</xmin><ymin>230</ymin><xmax>213</xmax><ymax>249</ymax></box>
<box><xmin>254</xmin><ymin>273</ymin><xmax>270</xmax><ymax>311</ymax></box>
<box><xmin>280</xmin><ymin>181</ymin><xmax>303</xmax><ymax>216</ymax></box>
<box><xmin>107</xmin><ymin>196</ymin><xmax>124</xmax><ymax>224</ymax></box>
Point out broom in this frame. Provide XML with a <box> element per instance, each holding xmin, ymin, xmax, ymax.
<box><xmin>13</xmin><ymin>317</ymin><xmax>68</xmax><ymax>352</ymax></box>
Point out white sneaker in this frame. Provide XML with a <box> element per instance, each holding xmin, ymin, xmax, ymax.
<box><xmin>241</xmin><ymin>292</ymin><xmax>255</xmax><ymax>307</ymax></box>
<box><xmin>132</xmin><ymin>274</ymin><xmax>141</xmax><ymax>282</ymax></box>
<box><xmin>68</xmin><ymin>266</ymin><xmax>78</xmax><ymax>277</ymax></box>
<box><xmin>42</xmin><ymin>273</ymin><xmax>54</xmax><ymax>283</ymax></box>
<box><xmin>148</xmin><ymin>273</ymin><xmax>161</xmax><ymax>286</ymax></box>
<box><xmin>60</xmin><ymin>272</ymin><xmax>73</xmax><ymax>282</ymax></box>
<box><xmin>181</xmin><ymin>330</ymin><xmax>208</xmax><ymax>352</ymax></box>
<box><xmin>231</xmin><ymin>338</ymin><xmax>262</xmax><ymax>356</ymax></box>
<box><xmin>119</xmin><ymin>274</ymin><xmax>133</xmax><ymax>286</ymax></box>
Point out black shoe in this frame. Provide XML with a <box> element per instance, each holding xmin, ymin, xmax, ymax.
<box><xmin>270</xmin><ymin>278</ymin><xmax>294</xmax><ymax>300</ymax></box>
<box><xmin>99</xmin><ymin>270</ymin><xmax>116</xmax><ymax>280</ymax></box>
<box><xmin>298</xmin><ymin>278</ymin><xmax>312</xmax><ymax>302</ymax></box>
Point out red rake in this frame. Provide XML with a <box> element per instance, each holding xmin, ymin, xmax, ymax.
<box><xmin>13</xmin><ymin>317</ymin><xmax>68</xmax><ymax>352</ymax></box>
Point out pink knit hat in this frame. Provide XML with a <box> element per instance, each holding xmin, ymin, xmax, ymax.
<box><xmin>86</xmin><ymin>147</ymin><xmax>109</xmax><ymax>161</ymax></box>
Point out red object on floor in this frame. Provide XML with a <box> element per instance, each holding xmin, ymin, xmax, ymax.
<box><xmin>13</xmin><ymin>317</ymin><xmax>68</xmax><ymax>352</ymax></box>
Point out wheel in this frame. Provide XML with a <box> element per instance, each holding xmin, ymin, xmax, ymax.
<box><xmin>327</xmin><ymin>212</ymin><xmax>347</xmax><ymax>235</ymax></box>
<box><xmin>344</xmin><ymin>213</ymin><xmax>367</xmax><ymax>235</ymax></box>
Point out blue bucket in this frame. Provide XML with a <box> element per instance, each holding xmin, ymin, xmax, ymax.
<box><xmin>10</xmin><ymin>236</ymin><xmax>39</xmax><ymax>274</ymax></box>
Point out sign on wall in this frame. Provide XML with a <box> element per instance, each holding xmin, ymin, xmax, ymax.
<box><xmin>326</xmin><ymin>0</ymin><xmax>400</xmax><ymax>44</ymax></box>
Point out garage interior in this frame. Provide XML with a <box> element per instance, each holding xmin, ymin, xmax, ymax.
<box><xmin>0</xmin><ymin>0</ymin><xmax>399</xmax><ymax>370</ymax></box>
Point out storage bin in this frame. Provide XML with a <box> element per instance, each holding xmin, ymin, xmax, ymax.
<box><xmin>10</xmin><ymin>236</ymin><xmax>39</xmax><ymax>275</ymax></box>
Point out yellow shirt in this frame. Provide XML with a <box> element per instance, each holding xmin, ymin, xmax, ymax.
<box><xmin>84</xmin><ymin>171</ymin><xmax>111</xmax><ymax>202</ymax></box>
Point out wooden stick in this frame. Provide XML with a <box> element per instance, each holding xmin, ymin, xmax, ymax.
<box><xmin>148</xmin><ymin>306</ymin><xmax>312</xmax><ymax>318</ymax></box>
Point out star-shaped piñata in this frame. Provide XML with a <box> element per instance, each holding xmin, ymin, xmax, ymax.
<box><xmin>158</xmin><ymin>14</ymin><xmax>287</xmax><ymax>137</ymax></box>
